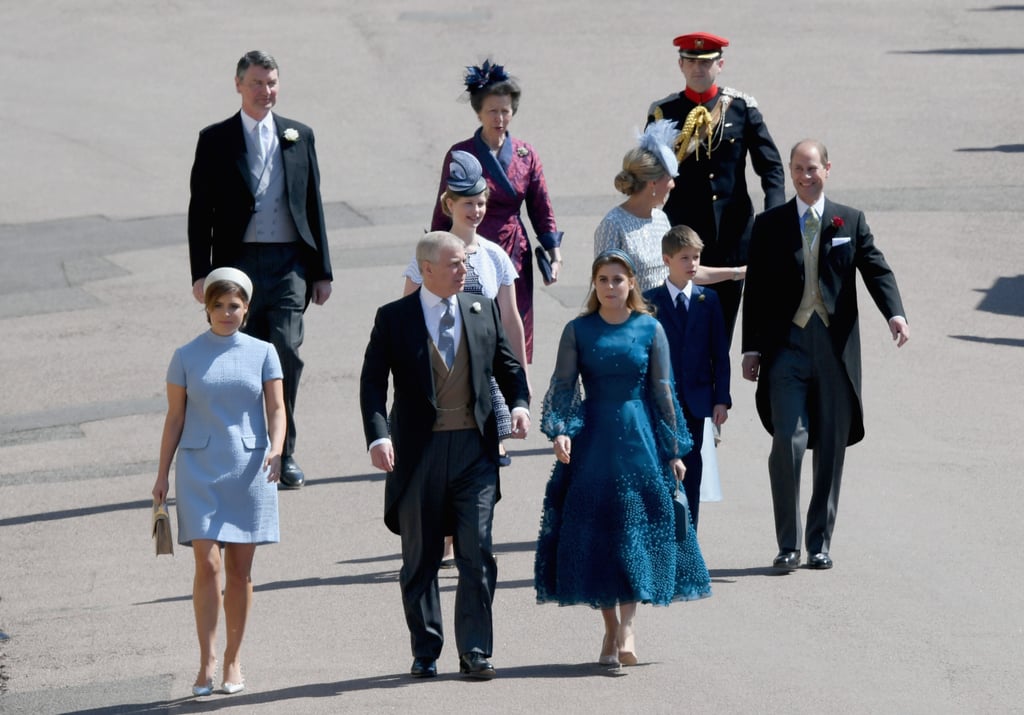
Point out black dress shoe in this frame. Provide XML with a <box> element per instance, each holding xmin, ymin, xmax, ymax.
<box><xmin>278</xmin><ymin>455</ymin><xmax>305</xmax><ymax>490</ymax></box>
<box><xmin>459</xmin><ymin>653</ymin><xmax>496</xmax><ymax>679</ymax></box>
<box><xmin>410</xmin><ymin>657</ymin><xmax>437</xmax><ymax>678</ymax></box>
<box><xmin>772</xmin><ymin>550</ymin><xmax>801</xmax><ymax>570</ymax></box>
<box><xmin>807</xmin><ymin>552</ymin><xmax>833</xmax><ymax>570</ymax></box>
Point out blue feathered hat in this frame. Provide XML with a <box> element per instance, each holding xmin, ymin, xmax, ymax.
<box><xmin>638</xmin><ymin>119</ymin><xmax>681</xmax><ymax>177</ymax></box>
<box><xmin>463</xmin><ymin>59</ymin><xmax>510</xmax><ymax>94</ymax></box>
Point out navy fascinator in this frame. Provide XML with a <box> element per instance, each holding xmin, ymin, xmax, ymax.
<box><xmin>464</xmin><ymin>59</ymin><xmax>510</xmax><ymax>94</ymax></box>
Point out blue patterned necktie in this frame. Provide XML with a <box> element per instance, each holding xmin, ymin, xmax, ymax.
<box><xmin>803</xmin><ymin>207</ymin><xmax>820</xmax><ymax>248</ymax></box>
<box><xmin>437</xmin><ymin>299</ymin><xmax>455</xmax><ymax>369</ymax></box>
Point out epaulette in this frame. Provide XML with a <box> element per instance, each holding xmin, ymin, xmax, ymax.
<box><xmin>720</xmin><ymin>86</ymin><xmax>758</xmax><ymax>108</ymax></box>
<box><xmin>647</xmin><ymin>92</ymin><xmax>682</xmax><ymax>119</ymax></box>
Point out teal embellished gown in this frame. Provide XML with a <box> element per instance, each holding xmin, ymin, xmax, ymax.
<box><xmin>534</xmin><ymin>312</ymin><xmax>712</xmax><ymax>608</ymax></box>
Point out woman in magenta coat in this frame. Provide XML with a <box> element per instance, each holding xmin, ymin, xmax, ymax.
<box><xmin>431</xmin><ymin>60</ymin><xmax>563</xmax><ymax>362</ymax></box>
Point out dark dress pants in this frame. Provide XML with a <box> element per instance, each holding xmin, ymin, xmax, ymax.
<box><xmin>766</xmin><ymin>315</ymin><xmax>853</xmax><ymax>555</ymax></box>
<box><xmin>680</xmin><ymin>407</ymin><xmax>705</xmax><ymax>530</ymax></box>
<box><xmin>237</xmin><ymin>243</ymin><xmax>307</xmax><ymax>457</ymax></box>
<box><xmin>397</xmin><ymin>429</ymin><xmax>498</xmax><ymax>660</ymax></box>
<box><xmin>703</xmin><ymin>278</ymin><xmax>743</xmax><ymax>346</ymax></box>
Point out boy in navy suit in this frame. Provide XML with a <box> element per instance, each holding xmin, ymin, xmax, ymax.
<box><xmin>644</xmin><ymin>225</ymin><xmax>732</xmax><ymax>529</ymax></box>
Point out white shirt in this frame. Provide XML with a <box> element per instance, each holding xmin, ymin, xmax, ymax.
<box><xmin>796</xmin><ymin>195</ymin><xmax>826</xmax><ymax>248</ymax></box>
<box><xmin>419</xmin><ymin>286</ymin><xmax>462</xmax><ymax>358</ymax></box>
<box><xmin>665</xmin><ymin>278</ymin><xmax>694</xmax><ymax>310</ymax></box>
<box><xmin>239</xmin><ymin>110</ymin><xmax>277</xmax><ymax>158</ymax></box>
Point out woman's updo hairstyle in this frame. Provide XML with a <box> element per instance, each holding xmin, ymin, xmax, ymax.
<box><xmin>613</xmin><ymin>147</ymin><xmax>667</xmax><ymax>196</ymax></box>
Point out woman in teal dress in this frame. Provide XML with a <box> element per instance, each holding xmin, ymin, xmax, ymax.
<box><xmin>534</xmin><ymin>250</ymin><xmax>711</xmax><ymax>668</ymax></box>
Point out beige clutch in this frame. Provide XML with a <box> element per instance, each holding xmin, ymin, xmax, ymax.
<box><xmin>152</xmin><ymin>501</ymin><xmax>174</xmax><ymax>556</ymax></box>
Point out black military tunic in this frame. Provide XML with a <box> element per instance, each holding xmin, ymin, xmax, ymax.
<box><xmin>648</xmin><ymin>86</ymin><xmax>785</xmax><ymax>337</ymax></box>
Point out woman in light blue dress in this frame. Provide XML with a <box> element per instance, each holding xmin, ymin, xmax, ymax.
<box><xmin>534</xmin><ymin>250</ymin><xmax>711</xmax><ymax>668</ymax></box>
<box><xmin>152</xmin><ymin>267</ymin><xmax>285</xmax><ymax>697</ymax></box>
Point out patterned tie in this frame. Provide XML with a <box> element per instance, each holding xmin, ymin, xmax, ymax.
<box><xmin>437</xmin><ymin>299</ymin><xmax>456</xmax><ymax>369</ymax></box>
<box><xmin>803</xmin><ymin>207</ymin><xmax>820</xmax><ymax>248</ymax></box>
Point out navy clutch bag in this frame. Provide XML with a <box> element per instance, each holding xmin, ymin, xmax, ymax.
<box><xmin>535</xmin><ymin>246</ymin><xmax>554</xmax><ymax>285</ymax></box>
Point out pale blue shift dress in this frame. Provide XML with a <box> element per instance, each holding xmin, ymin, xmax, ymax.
<box><xmin>168</xmin><ymin>330</ymin><xmax>283</xmax><ymax>546</ymax></box>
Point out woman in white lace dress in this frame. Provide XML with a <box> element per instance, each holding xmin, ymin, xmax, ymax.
<box><xmin>594</xmin><ymin>121</ymin><xmax>745</xmax><ymax>292</ymax></box>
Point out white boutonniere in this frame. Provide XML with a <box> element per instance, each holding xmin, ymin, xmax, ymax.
<box><xmin>282</xmin><ymin>128</ymin><xmax>300</xmax><ymax>143</ymax></box>
<box><xmin>697</xmin><ymin>293</ymin><xmax>706</xmax><ymax>302</ymax></box>
<box><xmin>470</xmin><ymin>301</ymin><xmax>482</xmax><ymax>313</ymax></box>
<box><xmin>515</xmin><ymin>146</ymin><xmax>529</xmax><ymax>157</ymax></box>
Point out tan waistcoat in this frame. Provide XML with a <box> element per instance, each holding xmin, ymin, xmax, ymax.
<box><xmin>430</xmin><ymin>333</ymin><xmax>476</xmax><ymax>431</ymax></box>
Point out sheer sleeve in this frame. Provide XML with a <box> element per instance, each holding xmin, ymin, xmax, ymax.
<box><xmin>540</xmin><ymin>320</ymin><xmax>585</xmax><ymax>439</ymax></box>
<box><xmin>647</xmin><ymin>322</ymin><xmax>693</xmax><ymax>461</ymax></box>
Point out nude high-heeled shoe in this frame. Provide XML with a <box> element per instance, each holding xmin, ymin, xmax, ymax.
<box><xmin>598</xmin><ymin>632</ymin><xmax>620</xmax><ymax>666</ymax></box>
<box><xmin>617</xmin><ymin>623</ymin><xmax>638</xmax><ymax>666</ymax></box>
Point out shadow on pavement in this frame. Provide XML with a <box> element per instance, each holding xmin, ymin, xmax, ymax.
<box><xmin>68</xmin><ymin>663</ymin><xmax>626</xmax><ymax>713</ymax></box>
<box><xmin>894</xmin><ymin>47</ymin><xmax>1024</xmax><ymax>54</ymax></box>
<box><xmin>949</xmin><ymin>335</ymin><xmax>1024</xmax><ymax>348</ymax></box>
<box><xmin>0</xmin><ymin>499</ymin><xmax>156</xmax><ymax>527</ymax></box>
<box><xmin>974</xmin><ymin>275</ymin><xmax>1024</xmax><ymax>316</ymax></box>
<box><xmin>956</xmin><ymin>144</ymin><xmax>1024</xmax><ymax>153</ymax></box>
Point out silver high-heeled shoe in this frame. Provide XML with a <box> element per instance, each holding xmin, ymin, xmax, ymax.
<box><xmin>192</xmin><ymin>680</ymin><xmax>214</xmax><ymax>697</ymax></box>
<box><xmin>221</xmin><ymin>680</ymin><xmax>245</xmax><ymax>695</ymax></box>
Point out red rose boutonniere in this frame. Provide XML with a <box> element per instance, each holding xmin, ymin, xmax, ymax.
<box><xmin>831</xmin><ymin>216</ymin><xmax>844</xmax><ymax>229</ymax></box>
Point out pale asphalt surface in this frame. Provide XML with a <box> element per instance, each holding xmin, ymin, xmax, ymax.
<box><xmin>1</xmin><ymin>3</ymin><xmax>1022</xmax><ymax>713</ymax></box>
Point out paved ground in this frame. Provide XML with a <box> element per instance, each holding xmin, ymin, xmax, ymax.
<box><xmin>1</xmin><ymin>2</ymin><xmax>1023</xmax><ymax>713</ymax></box>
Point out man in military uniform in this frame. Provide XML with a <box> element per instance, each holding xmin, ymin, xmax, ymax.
<box><xmin>648</xmin><ymin>32</ymin><xmax>786</xmax><ymax>342</ymax></box>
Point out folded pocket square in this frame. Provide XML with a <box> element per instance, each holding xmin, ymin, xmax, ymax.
<box><xmin>832</xmin><ymin>237</ymin><xmax>851</xmax><ymax>247</ymax></box>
